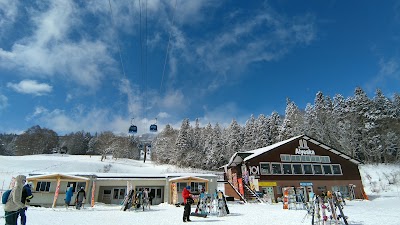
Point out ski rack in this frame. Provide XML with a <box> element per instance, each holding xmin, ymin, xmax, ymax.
<box><xmin>243</xmin><ymin>184</ymin><xmax>264</xmax><ymax>203</ymax></box>
<box><xmin>226</xmin><ymin>181</ymin><xmax>247</xmax><ymax>203</ymax></box>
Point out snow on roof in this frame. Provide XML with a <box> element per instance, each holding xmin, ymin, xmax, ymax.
<box><xmin>27</xmin><ymin>173</ymin><xmax>90</xmax><ymax>180</ymax></box>
<box><xmin>243</xmin><ymin>135</ymin><xmax>303</xmax><ymax>161</ymax></box>
<box><xmin>168</xmin><ymin>176</ymin><xmax>209</xmax><ymax>182</ymax></box>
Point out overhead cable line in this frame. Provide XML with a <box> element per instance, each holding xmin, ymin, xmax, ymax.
<box><xmin>160</xmin><ymin>0</ymin><xmax>178</xmax><ymax>93</ymax></box>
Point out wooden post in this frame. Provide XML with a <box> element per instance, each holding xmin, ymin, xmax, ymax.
<box><xmin>52</xmin><ymin>177</ymin><xmax>61</xmax><ymax>208</ymax></box>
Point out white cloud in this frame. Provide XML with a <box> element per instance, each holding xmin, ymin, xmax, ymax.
<box><xmin>7</xmin><ymin>80</ymin><xmax>52</xmax><ymax>96</ymax></box>
<box><xmin>0</xmin><ymin>0</ymin><xmax>19</xmax><ymax>38</ymax></box>
<box><xmin>0</xmin><ymin>94</ymin><xmax>8</xmax><ymax>110</ymax></box>
<box><xmin>0</xmin><ymin>1</ymin><xmax>116</xmax><ymax>90</ymax></box>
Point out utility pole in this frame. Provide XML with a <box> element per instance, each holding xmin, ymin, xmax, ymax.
<box><xmin>143</xmin><ymin>144</ymin><xmax>147</xmax><ymax>163</ymax></box>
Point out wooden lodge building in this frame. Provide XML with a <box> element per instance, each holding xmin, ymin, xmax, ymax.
<box><xmin>222</xmin><ymin>135</ymin><xmax>365</xmax><ymax>203</ymax></box>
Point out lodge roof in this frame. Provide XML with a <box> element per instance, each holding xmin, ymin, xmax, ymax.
<box><xmin>223</xmin><ymin>134</ymin><xmax>362</xmax><ymax>168</ymax></box>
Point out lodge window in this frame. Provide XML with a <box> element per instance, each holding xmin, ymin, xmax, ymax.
<box><xmin>301</xmin><ymin>155</ymin><xmax>311</xmax><ymax>162</ymax></box>
<box><xmin>332</xmin><ymin>164</ymin><xmax>342</xmax><ymax>175</ymax></box>
<box><xmin>67</xmin><ymin>182</ymin><xmax>86</xmax><ymax>192</ymax></box>
<box><xmin>310</xmin><ymin>155</ymin><xmax>321</xmax><ymax>162</ymax></box>
<box><xmin>36</xmin><ymin>181</ymin><xmax>51</xmax><ymax>192</ymax></box>
<box><xmin>292</xmin><ymin>164</ymin><xmax>303</xmax><ymax>174</ymax></box>
<box><xmin>291</xmin><ymin>155</ymin><xmax>301</xmax><ymax>162</ymax></box>
<box><xmin>260</xmin><ymin>163</ymin><xmax>271</xmax><ymax>175</ymax></box>
<box><xmin>303</xmin><ymin>164</ymin><xmax>313</xmax><ymax>175</ymax></box>
<box><xmin>271</xmin><ymin>163</ymin><xmax>282</xmax><ymax>174</ymax></box>
<box><xmin>313</xmin><ymin>164</ymin><xmax>323</xmax><ymax>175</ymax></box>
<box><xmin>282</xmin><ymin>164</ymin><xmax>293</xmax><ymax>174</ymax></box>
<box><xmin>323</xmin><ymin>165</ymin><xmax>333</xmax><ymax>175</ymax></box>
<box><xmin>321</xmin><ymin>156</ymin><xmax>331</xmax><ymax>163</ymax></box>
<box><xmin>191</xmin><ymin>182</ymin><xmax>206</xmax><ymax>192</ymax></box>
<box><xmin>177</xmin><ymin>182</ymin><xmax>187</xmax><ymax>192</ymax></box>
<box><xmin>280</xmin><ymin>154</ymin><xmax>291</xmax><ymax>162</ymax></box>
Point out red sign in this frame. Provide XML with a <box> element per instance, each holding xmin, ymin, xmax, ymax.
<box><xmin>238</xmin><ymin>178</ymin><xmax>244</xmax><ymax>195</ymax></box>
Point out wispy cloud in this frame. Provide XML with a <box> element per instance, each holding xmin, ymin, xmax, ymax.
<box><xmin>194</xmin><ymin>8</ymin><xmax>316</xmax><ymax>88</ymax></box>
<box><xmin>0</xmin><ymin>1</ymin><xmax>116</xmax><ymax>90</ymax></box>
<box><xmin>7</xmin><ymin>80</ymin><xmax>52</xmax><ymax>96</ymax></box>
<box><xmin>0</xmin><ymin>0</ymin><xmax>19</xmax><ymax>39</ymax></box>
<box><xmin>0</xmin><ymin>94</ymin><xmax>8</xmax><ymax>110</ymax></box>
<box><xmin>366</xmin><ymin>57</ymin><xmax>400</xmax><ymax>92</ymax></box>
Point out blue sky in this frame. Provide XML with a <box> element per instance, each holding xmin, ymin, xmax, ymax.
<box><xmin>0</xmin><ymin>0</ymin><xmax>399</xmax><ymax>135</ymax></box>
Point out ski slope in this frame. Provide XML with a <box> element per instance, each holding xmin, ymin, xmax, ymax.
<box><xmin>1</xmin><ymin>155</ymin><xmax>399</xmax><ymax>225</ymax></box>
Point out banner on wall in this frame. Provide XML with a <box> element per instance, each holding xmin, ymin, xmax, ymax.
<box><xmin>249</xmin><ymin>176</ymin><xmax>259</xmax><ymax>191</ymax></box>
<box><xmin>238</xmin><ymin>178</ymin><xmax>244</xmax><ymax>195</ymax></box>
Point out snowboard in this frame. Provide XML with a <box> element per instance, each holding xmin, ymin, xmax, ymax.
<box><xmin>218</xmin><ymin>191</ymin><xmax>230</xmax><ymax>214</ymax></box>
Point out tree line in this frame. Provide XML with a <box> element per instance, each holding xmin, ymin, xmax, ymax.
<box><xmin>1</xmin><ymin>87</ymin><xmax>399</xmax><ymax>169</ymax></box>
<box><xmin>152</xmin><ymin>87</ymin><xmax>400</xmax><ymax>169</ymax></box>
<box><xmin>0</xmin><ymin>126</ymin><xmax>140</xmax><ymax>161</ymax></box>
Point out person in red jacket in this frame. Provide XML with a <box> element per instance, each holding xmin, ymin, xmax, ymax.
<box><xmin>182</xmin><ymin>185</ymin><xmax>193</xmax><ymax>222</ymax></box>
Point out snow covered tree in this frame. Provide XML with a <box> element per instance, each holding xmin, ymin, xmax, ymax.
<box><xmin>269</xmin><ymin>111</ymin><xmax>281</xmax><ymax>143</ymax></box>
<box><xmin>151</xmin><ymin>124</ymin><xmax>177</xmax><ymax>164</ymax></box>
<box><xmin>255</xmin><ymin>114</ymin><xmax>270</xmax><ymax>148</ymax></box>
<box><xmin>63</xmin><ymin>131</ymin><xmax>89</xmax><ymax>155</ymax></box>
<box><xmin>174</xmin><ymin>119</ymin><xmax>192</xmax><ymax>167</ymax></box>
<box><xmin>280</xmin><ymin>99</ymin><xmax>304</xmax><ymax>140</ymax></box>
<box><xmin>226</xmin><ymin>119</ymin><xmax>243</xmax><ymax>157</ymax></box>
<box><xmin>207</xmin><ymin>123</ymin><xmax>226</xmax><ymax>169</ymax></box>
<box><xmin>242</xmin><ymin>115</ymin><xmax>256</xmax><ymax>151</ymax></box>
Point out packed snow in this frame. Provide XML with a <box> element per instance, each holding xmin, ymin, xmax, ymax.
<box><xmin>1</xmin><ymin>155</ymin><xmax>400</xmax><ymax>225</ymax></box>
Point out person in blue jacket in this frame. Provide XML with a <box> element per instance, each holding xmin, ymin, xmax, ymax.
<box><xmin>65</xmin><ymin>186</ymin><xmax>74</xmax><ymax>209</ymax></box>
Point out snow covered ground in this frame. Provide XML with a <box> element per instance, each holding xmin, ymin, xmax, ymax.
<box><xmin>1</xmin><ymin>155</ymin><xmax>400</xmax><ymax>225</ymax></box>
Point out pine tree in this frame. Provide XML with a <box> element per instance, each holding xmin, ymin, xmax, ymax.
<box><xmin>243</xmin><ymin>115</ymin><xmax>256</xmax><ymax>151</ymax></box>
<box><xmin>269</xmin><ymin>111</ymin><xmax>281</xmax><ymax>143</ymax></box>
<box><xmin>174</xmin><ymin>119</ymin><xmax>192</xmax><ymax>167</ymax></box>
<box><xmin>226</xmin><ymin>119</ymin><xmax>243</xmax><ymax>157</ymax></box>
<box><xmin>255</xmin><ymin>114</ymin><xmax>270</xmax><ymax>148</ymax></box>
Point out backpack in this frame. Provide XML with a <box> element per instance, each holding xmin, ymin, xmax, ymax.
<box><xmin>2</xmin><ymin>189</ymin><xmax>12</xmax><ymax>204</ymax></box>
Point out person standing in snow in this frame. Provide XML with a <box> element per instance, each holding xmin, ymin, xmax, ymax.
<box><xmin>18</xmin><ymin>181</ymin><xmax>34</xmax><ymax>225</ymax></box>
<box><xmin>65</xmin><ymin>185</ymin><xmax>74</xmax><ymax>209</ymax></box>
<box><xmin>182</xmin><ymin>185</ymin><xmax>193</xmax><ymax>222</ymax></box>
<box><xmin>4</xmin><ymin>175</ymin><xmax>27</xmax><ymax>225</ymax></box>
<box><xmin>75</xmin><ymin>187</ymin><xmax>86</xmax><ymax>210</ymax></box>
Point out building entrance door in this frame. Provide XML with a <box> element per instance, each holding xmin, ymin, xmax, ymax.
<box><xmin>261</xmin><ymin>186</ymin><xmax>274</xmax><ymax>203</ymax></box>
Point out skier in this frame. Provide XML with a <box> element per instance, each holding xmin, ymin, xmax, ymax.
<box><xmin>18</xmin><ymin>182</ymin><xmax>34</xmax><ymax>225</ymax></box>
<box><xmin>4</xmin><ymin>175</ymin><xmax>26</xmax><ymax>225</ymax></box>
<box><xmin>65</xmin><ymin>185</ymin><xmax>74</xmax><ymax>209</ymax></box>
<box><xmin>75</xmin><ymin>187</ymin><xmax>86</xmax><ymax>210</ymax></box>
<box><xmin>182</xmin><ymin>185</ymin><xmax>193</xmax><ymax>222</ymax></box>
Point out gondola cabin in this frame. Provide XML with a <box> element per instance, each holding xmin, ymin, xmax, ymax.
<box><xmin>128</xmin><ymin>125</ymin><xmax>138</xmax><ymax>133</ymax></box>
<box><xmin>149</xmin><ymin>124</ymin><xmax>157</xmax><ymax>132</ymax></box>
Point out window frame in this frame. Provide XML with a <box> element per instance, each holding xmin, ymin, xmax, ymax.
<box><xmin>331</xmin><ymin>164</ymin><xmax>343</xmax><ymax>175</ymax></box>
<box><xmin>280</xmin><ymin>154</ymin><xmax>291</xmax><ymax>162</ymax></box>
<box><xmin>323</xmin><ymin>164</ymin><xmax>333</xmax><ymax>175</ymax></box>
<box><xmin>302</xmin><ymin>164</ymin><xmax>314</xmax><ymax>175</ymax></box>
<box><xmin>36</xmin><ymin>181</ymin><xmax>51</xmax><ymax>192</ymax></box>
<box><xmin>282</xmin><ymin>163</ymin><xmax>293</xmax><ymax>175</ymax></box>
<box><xmin>292</xmin><ymin>164</ymin><xmax>303</xmax><ymax>175</ymax></box>
<box><xmin>313</xmin><ymin>164</ymin><xmax>324</xmax><ymax>175</ymax></box>
<box><xmin>271</xmin><ymin>163</ymin><xmax>282</xmax><ymax>175</ymax></box>
<box><xmin>260</xmin><ymin>162</ymin><xmax>271</xmax><ymax>175</ymax></box>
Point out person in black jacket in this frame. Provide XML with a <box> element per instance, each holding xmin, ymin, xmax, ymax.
<box><xmin>18</xmin><ymin>182</ymin><xmax>33</xmax><ymax>225</ymax></box>
<box><xmin>75</xmin><ymin>187</ymin><xmax>86</xmax><ymax>210</ymax></box>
